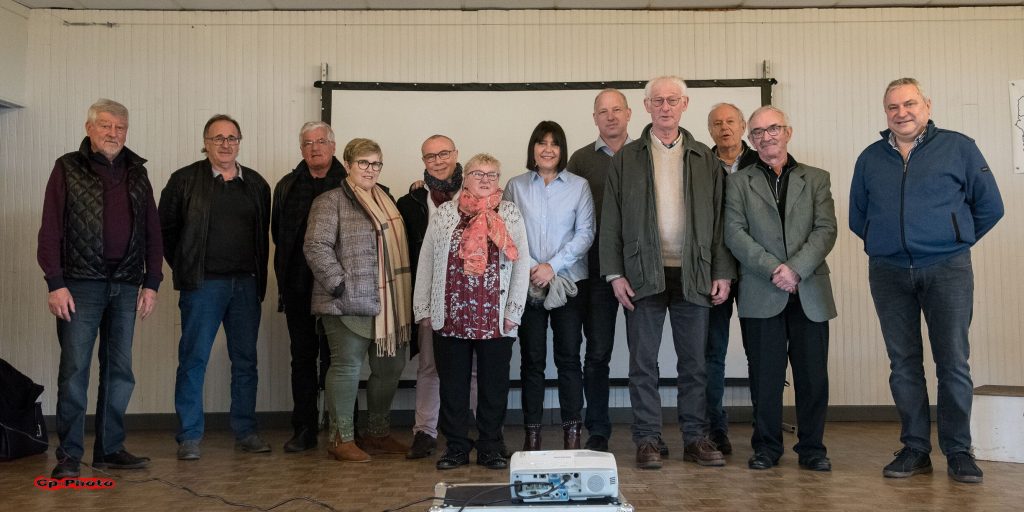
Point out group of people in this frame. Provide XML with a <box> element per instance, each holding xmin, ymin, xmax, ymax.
<box><xmin>39</xmin><ymin>75</ymin><xmax>1003</xmax><ymax>486</ymax></box>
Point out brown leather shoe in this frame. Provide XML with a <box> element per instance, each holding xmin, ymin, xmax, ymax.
<box><xmin>523</xmin><ymin>424</ymin><xmax>542</xmax><ymax>451</ymax></box>
<box><xmin>328</xmin><ymin>440</ymin><xmax>370</xmax><ymax>463</ymax></box>
<box><xmin>636</xmin><ymin>440</ymin><xmax>662</xmax><ymax>469</ymax></box>
<box><xmin>563</xmin><ymin>421</ymin><xmax>582</xmax><ymax>450</ymax></box>
<box><xmin>358</xmin><ymin>434</ymin><xmax>408</xmax><ymax>455</ymax></box>
<box><xmin>683</xmin><ymin>437</ymin><xmax>726</xmax><ymax>467</ymax></box>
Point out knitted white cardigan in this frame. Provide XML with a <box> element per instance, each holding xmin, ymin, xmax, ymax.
<box><xmin>412</xmin><ymin>198</ymin><xmax>530</xmax><ymax>338</ymax></box>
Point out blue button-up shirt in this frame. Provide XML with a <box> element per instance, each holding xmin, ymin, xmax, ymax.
<box><xmin>502</xmin><ymin>169</ymin><xmax>595</xmax><ymax>283</ymax></box>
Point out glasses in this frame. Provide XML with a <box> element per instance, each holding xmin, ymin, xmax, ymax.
<box><xmin>205</xmin><ymin>135</ymin><xmax>242</xmax><ymax>146</ymax></box>
<box><xmin>467</xmin><ymin>171</ymin><xmax>500</xmax><ymax>182</ymax></box>
<box><xmin>422</xmin><ymin>149</ymin><xmax>455</xmax><ymax>163</ymax></box>
<box><xmin>749</xmin><ymin>125</ymin><xmax>789</xmax><ymax>139</ymax></box>
<box><xmin>302</xmin><ymin>138</ymin><xmax>333</xmax><ymax>148</ymax></box>
<box><xmin>355</xmin><ymin>159</ymin><xmax>383</xmax><ymax>172</ymax></box>
<box><xmin>647</xmin><ymin>96</ymin><xmax>684</xmax><ymax>107</ymax></box>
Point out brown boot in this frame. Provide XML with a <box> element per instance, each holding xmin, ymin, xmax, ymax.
<box><xmin>523</xmin><ymin>424</ymin><xmax>542</xmax><ymax>451</ymax></box>
<box><xmin>563</xmin><ymin>421</ymin><xmax>582</xmax><ymax>450</ymax></box>
<box><xmin>328</xmin><ymin>440</ymin><xmax>370</xmax><ymax>463</ymax></box>
<box><xmin>358</xmin><ymin>434</ymin><xmax>408</xmax><ymax>455</ymax></box>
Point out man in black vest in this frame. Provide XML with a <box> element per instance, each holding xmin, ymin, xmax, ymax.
<box><xmin>272</xmin><ymin>121</ymin><xmax>345</xmax><ymax>452</ymax></box>
<box><xmin>38</xmin><ymin>98</ymin><xmax>163</xmax><ymax>479</ymax></box>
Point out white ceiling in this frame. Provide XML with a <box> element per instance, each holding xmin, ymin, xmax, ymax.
<box><xmin>12</xmin><ymin>0</ymin><xmax>1024</xmax><ymax>11</ymax></box>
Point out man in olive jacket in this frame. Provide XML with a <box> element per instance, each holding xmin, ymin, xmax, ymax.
<box><xmin>600</xmin><ymin>76</ymin><xmax>736</xmax><ymax>470</ymax></box>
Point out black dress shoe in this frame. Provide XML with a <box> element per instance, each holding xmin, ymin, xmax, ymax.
<box><xmin>710</xmin><ymin>430</ymin><xmax>733</xmax><ymax>455</ymax></box>
<box><xmin>477</xmin><ymin>451</ymin><xmax>509</xmax><ymax>470</ymax></box>
<box><xmin>406</xmin><ymin>431</ymin><xmax>437</xmax><ymax>459</ymax></box>
<box><xmin>436</xmin><ymin>449</ymin><xmax>470</xmax><ymax>470</ymax></box>
<box><xmin>799</xmin><ymin>455</ymin><xmax>832</xmax><ymax>472</ymax></box>
<box><xmin>92</xmin><ymin>450</ymin><xmax>150</xmax><ymax>469</ymax></box>
<box><xmin>584</xmin><ymin>435</ymin><xmax>609</xmax><ymax>452</ymax></box>
<box><xmin>51</xmin><ymin>459</ymin><xmax>80</xmax><ymax>478</ymax></box>
<box><xmin>748</xmin><ymin>452</ymin><xmax>778</xmax><ymax>470</ymax></box>
<box><xmin>284</xmin><ymin>428</ymin><xmax>318</xmax><ymax>453</ymax></box>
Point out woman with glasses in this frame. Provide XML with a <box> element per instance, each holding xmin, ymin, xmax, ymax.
<box><xmin>304</xmin><ymin>138</ymin><xmax>412</xmax><ymax>463</ymax></box>
<box><xmin>413</xmin><ymin>153</ymin><xmax>529</xmax><ymax>470</ymax></box>
<box><xmin>503</xmin><ymin>121</ymin><xmax>595</xmax><ymax>451</ymax></box>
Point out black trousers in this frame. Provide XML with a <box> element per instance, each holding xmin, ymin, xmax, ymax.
<box><xmin>284</xmin><ymin>299</ymin><xmax>330</xmax><ymax>432</ymax></box>
<box><xmin>740</xmin><ymin>297</ymin><xmax>829</xmax><ymax>461</ymax></box>
<box><xmin>434</xmin><ymin>333</ymin><xmax>514</xmax><ymax>454</ymax></box>
<box><xmin>518</xmin><ymin>280</ymin><xmax>588</xmax><ymax>425</ymax></box>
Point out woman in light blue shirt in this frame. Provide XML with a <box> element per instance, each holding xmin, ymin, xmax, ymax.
<box><xmin>502</xmin><ymin>120</ymin><xmax>595</xmax><ymax>451</ymax></box>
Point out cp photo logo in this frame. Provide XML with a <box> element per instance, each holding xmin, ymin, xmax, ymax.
<box><xmin>34</xmin><ymin>476</ymin><xmax>117</xmax><ymax>490</ymax></box>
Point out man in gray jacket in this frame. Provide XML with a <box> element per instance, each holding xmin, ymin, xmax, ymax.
<box><xmin>600</xmin><ymin>76</ymin><xmax>736</xmax><ymax>469</ymax></box>
<box><xmin>724</xmin><ymin>106</ymin><xmax>836</xmax><ymax>473</ymax></box>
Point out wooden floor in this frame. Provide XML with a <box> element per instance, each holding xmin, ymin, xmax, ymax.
<box><xmin>3</xmin><ymin>422</ymin><xmax>1022</xmax><ymax>511</ymax></box>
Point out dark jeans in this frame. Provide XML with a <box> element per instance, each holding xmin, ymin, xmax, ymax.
<box><xmin>435</xmin><ymin>334</ymin><xmax>514</xmax><ymax>453</ymax></box>
<box><xmin>283</xmin><ymin>297</ymin><xmax>329</xmax><ymax>433</ymax></box>
<box><xmin>868</xmin><ymin>250</ymin><xmax>975</xmax><ymax>455</ymax></box>
<box><xmin>175</xmin><ymin>276</ymin><xmax>261</xmax><ymax>442</ymax></box>
<box><xmin>624</xmin><ymin>267</ymin><xmax>710</xmax><ymax>445</ymax></box>
<box><xmin>54</xmin><ymin>279</ymin><xmax>139</xmax><ymax>461</ymax></box>
<box><xmin>582</xmin><ymin>275</ymin><xmax>619</xmax><ymax>439</ymax></box>
<box><xmin>519</xmin><ymin>279</ymin><xmax>587</xmax><ymax>424</ymax></box>
<box><xmin>706</xmin><ymin>293</ymin><xmax>734</xmax><ymax>435</ymax></box>
<box><xmin>741</xmin><ymin>297</ymin><xmax>830</xmax><ymax>461</ymax></box>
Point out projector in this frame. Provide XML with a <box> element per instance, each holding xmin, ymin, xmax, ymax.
<box><xmin>509</xmin><ymin>450</ymin><xmax>618</xmax><ymax>503</ymax></box>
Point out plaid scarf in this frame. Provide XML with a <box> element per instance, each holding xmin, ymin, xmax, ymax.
<box><xmin>348</xmin><ymin>178</ymin><xmax>412</xmax><ymax>356</ymax></box>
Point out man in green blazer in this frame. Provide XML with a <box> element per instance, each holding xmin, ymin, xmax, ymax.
<box><xmin>723</xmin><ymin>105</ymin><xmax>837</xmax><ymax>473</ymax></box>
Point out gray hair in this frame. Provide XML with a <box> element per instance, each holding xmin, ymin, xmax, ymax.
<box><xmin>707</xmin><ymin>103</ymin><xmax>745</xmax><ymax>127</ymax></box>
<box><xmin>299</xmin><ymin>121</ymin><xmax>335</xmax><ymax>144</ymax></box>
<box><xmin>748</xmin><ymin>105</ymin><xmax>791</xmax><ymax>127</ymax></box>
<box><xmin>87</xmin><ymin>98</ymin><xmax>129</xmax><ymax>125</ymax></box>
<box><xmin>643</xmin><ymin>76</ymin><xmax>687</xmax><ymax>99</ymax></box>
<box><xmin>885</xmin><ymin>77</ymin><xmax>927</xmax><ymax>101</ymax></box>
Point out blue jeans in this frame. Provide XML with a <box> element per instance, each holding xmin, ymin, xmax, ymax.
<box><xmin>624</xmin><ymin>267</ymin><xmax>710</xmax><ymax>445</ymax></box>
<box><xmin>868</xmin><ymin>250</ymin><xmax>975</xmax><ymax>455</ymax></box>
<box><xmin>175</xmin><ymin>276</ymin><xmax>261</xmax><ymax>442</ymax></box>
<box><xmin>55</xmin><ymin>279</ymin><xmax>139</xmax><ymax>461</ymax></box>
<box><xmin>705</xmin><ymin>294</ymin><xmax>733</xmax><ymax>435</ymax></box>
<box><xmin>582</xmin><ymin>275</ymin><xmax>619</xmax><ymax>439</ymax></box>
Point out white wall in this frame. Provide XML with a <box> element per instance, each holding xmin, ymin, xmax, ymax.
<box><xmin>1</xmin><ymin>6</ymin><xmax>1022</xmax><ymax>417</ymax></box>
<box><xmin>0</xmin><ymin>0</ymin><xmax>28</xmax><ymax>106</ymax></box>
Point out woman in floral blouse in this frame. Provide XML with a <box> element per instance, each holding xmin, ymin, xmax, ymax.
<box><xmin>412</xmin><ymin>153</ymin><xmax>530</xmax><ymax>471</ymax></box>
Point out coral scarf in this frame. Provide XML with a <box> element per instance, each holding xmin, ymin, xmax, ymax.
<box><xmin>348</xmin><ymin>178</ymin><xmax>412</xmax><ymax>356</ymax></box>
<box><xmin>457</xmin><ymin>189</ymin><xmax>519</xmax><ymax>276</ymax></box>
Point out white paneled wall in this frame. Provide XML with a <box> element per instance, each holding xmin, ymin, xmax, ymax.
<box><xmin>1</xmin><ymin>7</ymin><xmax>1022</xmax><ymax>417</ymax></box>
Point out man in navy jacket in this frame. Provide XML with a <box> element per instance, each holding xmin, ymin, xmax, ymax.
<box><xmin>850</xmin><ymin>78</ymin><xmax>1003</xmax><ymax>484</ymax></box>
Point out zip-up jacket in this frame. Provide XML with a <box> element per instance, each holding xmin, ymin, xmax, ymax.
<box><xmin>159</xmin><ymin>159</ymin><xmax>271</xmax><ymax>300</ymax></box>
<box><xmin>850</xmin><ymin>121</ymin><xmax>1004</xmax><ymax>268</ymax></box>
<box><xmin>600</xmin><ymin>124</ymin><xmax>736</xmax><ymax>306</ymax></box>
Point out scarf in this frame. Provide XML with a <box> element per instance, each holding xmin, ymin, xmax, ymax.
<box><xmin>457</xmin><ymin>189</ymin><xmax>519</xmax><ymax>276</ymax></box>
<box><xmin>347</xmin><ymin>177</ymin><xmax>412</xmax><ymax>356</ymax></box>
<box><xmin>424</xmin><ymin>163</ymin><xmax>463</xmax><ymax>207</ymax></box>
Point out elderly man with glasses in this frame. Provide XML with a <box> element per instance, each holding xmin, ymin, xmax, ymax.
<box><xmin>159</xmin><ymin>114</ymin><xmax>272</xmax><ymax>461</ymax></box>
<box><xmin>724</xmin><ymin>106</ymin><xmax>837</xmax><ymax>473</ymax></box>
<box><xmin>600</xmin><ymin>76</ymin><xmax>735</xmax><ymax>469</ymax></box>
<box><xmin>271</xmin><ymin>121</ymin><xmax>346</xmax><ymax>453</ymax></box>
